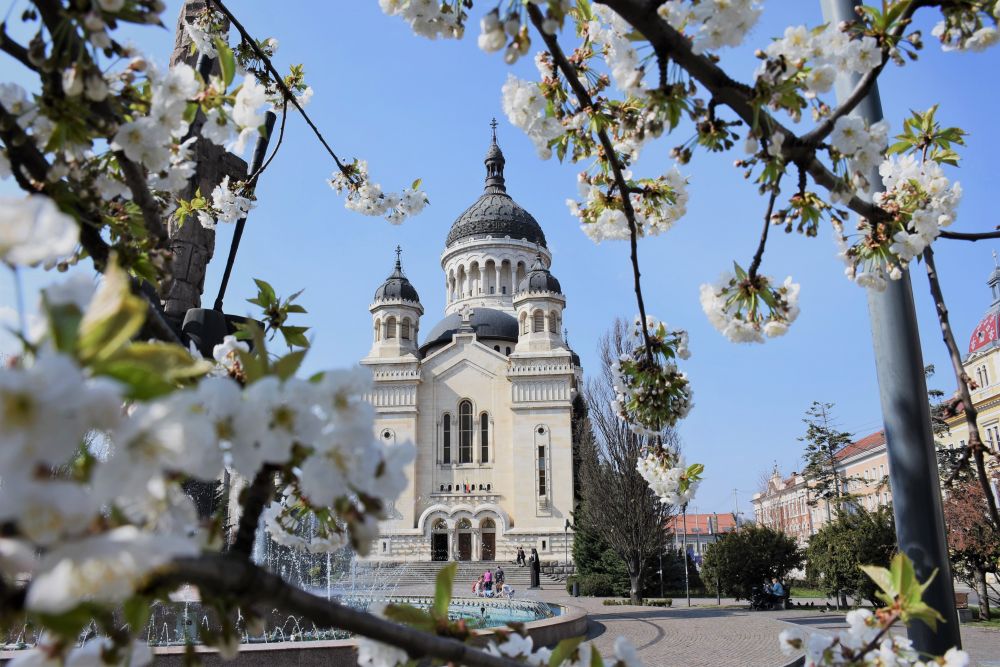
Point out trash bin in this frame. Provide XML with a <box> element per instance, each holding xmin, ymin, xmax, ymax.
<box><xmin>572</xmin><ymin>581</ymin><xmax>580</xmax><ymax>597</ymax></box>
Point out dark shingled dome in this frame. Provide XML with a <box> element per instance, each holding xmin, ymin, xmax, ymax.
<box><xmin>445</xmin><ymin>137</ymin><xmax>547</xmax><ymax>249</ymax></box>
<box><xmin>420</xmin><ymin>307</ymin><xmax>519</xmax><ymax>352</ymax></box>
<box><xmin>517</xmin><ymin>254</ymin><xmax>561</xmax><ymax>294</ymax></box>
<box><xmin>374</xmin><ymin>257</ymin><xmax>420</xmax><ymax>303</ymax></box>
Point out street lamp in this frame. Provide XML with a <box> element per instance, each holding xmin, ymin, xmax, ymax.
<box><xmin>682</xmin><ymin>503</ymin><xmax>690</xmax><ymax>607</ymax></box>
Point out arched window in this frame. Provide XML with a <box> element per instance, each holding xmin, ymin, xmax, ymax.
<box><xmin>549</xmin><ymin>310</ymin><xmax>560</xmax><ymax>333</ymax></box>
<box><xmin>480</xmin><ymin>412</ymin><xmax>489</xmax><ymax>463</ymax></box>
<box><xmin>459</xmin><ymin>400</ymin><xmax>473</xmax><ymax>463</ymax></box>
<box><xmin>386</xmin><ymin>316</ymin><xmax>397</xmax><ymax>339</ymax></box>
<box><xmin>442</xmin><ymin>414</ymin><xmax>451</xmax><ymax>464</ymax></box>
<box><xmin>401</xmin><ymin>318</ymin><xmax>411</xmax><ymax>340</ymax></box>
<box><xmin>520</xmin><ymin>312</ymin><xmax>528</xmax><ymax>334</ymax></box>
<box><xmin>533</xmin><ymin>310</ymin><xmax>545</xmax><ymax>333</ymax></box>
<box><xmin>494</xmin><ymin>345</ymin><xmax>500</xmax><ymax>352</ymax></box>
<box><xmin>505</xmin><ymin>347</ymin><xmax>511</xmax><ymax>355</ymax></box>
<box><xmin>538</xmin><ymin>443</ymin><xmax>547</xmax><ymax>496</ymax></box>
<box><xmin>374</xmin><ymin>318</ymin><xmax>381</xmax><ymax>341</ymax></box>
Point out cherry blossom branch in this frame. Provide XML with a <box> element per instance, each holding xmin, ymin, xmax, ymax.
<box><xmin>230</xmin><ymin>464</ymin><xmax>278</xmax><ymax>557</ymax></box>
<box><xmin>526</xmin><ymin>3</ymin><xmax>655</xmax><ymax>357</ymax></box>
<box><xmin>0</xmin><ymin>25</ymin><xmax>35</xmax><ymax>71</ymax></box>
<box><xmin>146</xmin><ymin>553</ymin><xmax>525</xmax><ymax>667</ymax></box>
<box><xmin>922</xmin><ymin>246</ymin><xmax>1000</xmax><ymax>529</ymax></box>
<box><xmin>799</xmin><ymin>0</ymin><xmax>933</xmax><ymax>147</ymax></box>
<box><xmin>115</xmin><ymin>152</ymin><xmax>169</xmax><ymax>248</ymax></box>
<box><xmin>939</xmin><ymin>229</ymin><xmax>1000</xmax><ymax>241</ymax></box>
<box><xmin>598</xmin><ymin>0</ymin><xmax>891</xmax><ymax>224</ymax></box>
<box><xmin>205</xmin><ymin>0</ymin><xmax>357</xmax><ymax>181</ymax></box>
<box><xmin>748</xmin><ymin>175</ymin><xmax>782</xmax><ymax>281</ymax></box>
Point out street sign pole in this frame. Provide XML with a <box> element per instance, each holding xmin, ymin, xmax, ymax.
<box><xmin>819</xmin><ymin>0</ymin><xmax>960</xmax><ymax>653</ymax></box>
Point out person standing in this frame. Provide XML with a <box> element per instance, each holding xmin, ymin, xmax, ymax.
<box><xmin>516</xmin><ymin>546</ymin><xmax>525</xmax><ymax>567</ymax></box>
<box><xmin>529</xmin><ymin>547</ymin><xmax>541</xmax><ymax>589</ymax></box>
<box><xmin>494</xmin><ymin>564</ymin><xmax>505</xmax><ymax>590</ymax></box>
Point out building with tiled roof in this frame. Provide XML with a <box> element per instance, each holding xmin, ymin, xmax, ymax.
<box><xmin>754</xmin><ymin>257</ymin><xmax>1000</xmax><ymax>546</ymax></box>
<box><xmin>936</xmin><ymin>259</ymin><xmax>1000</xmax><ymax>502</ymax></box>
<box><xmin>666</xmin><ymin>513</ymin><xmax>738</xmax><ymax>566</ymax></box>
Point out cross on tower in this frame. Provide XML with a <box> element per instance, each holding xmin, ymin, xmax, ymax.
<box><xmin>490</xmin><ymin>117</ymin><xmax>498</xmax><ymax>142</ymax></box>
<box><xmin>460</xmin><ymin>303</ymin><xmax>475</xmax><ymax>325</ymax></box>
<box><xmin>395</xmin><ymin>245</ymin><xmax>402</xmax><ymax>263</ymax></box>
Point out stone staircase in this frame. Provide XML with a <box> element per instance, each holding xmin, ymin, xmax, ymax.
<box><xmin>352</xmin><ymin>561</ymin><xmax>561</xmax><ymax>593</ymax></box>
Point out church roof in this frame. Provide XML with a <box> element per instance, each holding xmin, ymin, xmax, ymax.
<box><xmin>374</xmin><ymin>249</ymin><xmax>420</xmax><ymax>303</ymax></box>
<box><xmin>445</xmin><ymin>130</ymin><xmax>547</xmax><ymax>249</ymax></box>
<box><xmin>517</xmin><ymin>253</ymin><xmax>562</xmax><ymax>295</ymax></box>
<box><xmin>968</xmin><ymin>255</ymin><xmax>1000</xmax><ymax>356</ymax></box>
<box><xmin>420</xmin><ymin>307</ymin><xmax>519</xmax><ymax>353</ymax></box>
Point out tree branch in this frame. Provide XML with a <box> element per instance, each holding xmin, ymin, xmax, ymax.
<box><xmin>115</xmin><ymin>152</ymin><xmax>168</xmax><ymax>249</ymax></box>
<box><xmin>599</xmin><ymin>0</ymin><xmax>892</xmax><ymax>224</ymax></box>
<box><xmin>922</xmin><ymin>246</ymin><xmax>1000</xmax><ymax>529</ymax></box>
<box><xmin>0</xmin><ymin>24</ymin><xmax>35</xmax><ymax>71</ymax></box>
<box><xmin>799</xmin><ymin>0</ymin><xmax>934</xmax><ymax>146</ymax></box>
<box><xmin>205</xmin><ymin>0</ymin><xmax>356</xmax><ymax>180</ymax></box>
<box><xmin>526</xmin><ymin>4</ymin><xmax>655</xmax><ymax>357</ymax></box>
<box><xmin>230</xmin><ymin>464</ymin><xmax>278</xmax><ymax>557</ymax></box>
<box><xmin>145</xmin><ymin>553</ymin><xmax>525</xmax><ymax>667</ymax></box>
<box><xmin>748</xmin><ymin>175</ymin><xmax>782</xmax><ymax>281</ymax></box>
<box><xmin>939</xmin><ymin>229</ymin><xmax>1000</xmax><ymax>242</ymax></box>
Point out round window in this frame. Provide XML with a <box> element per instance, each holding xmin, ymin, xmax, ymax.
<box><xmin>382</xmin><ymin>430</ymin><xmax>392</xmax><ymax>439</ymax></box>
<box><xmin>537</xmin><ymin>426</ymin><xmax>545</xmax><ymax>435</ymax></box>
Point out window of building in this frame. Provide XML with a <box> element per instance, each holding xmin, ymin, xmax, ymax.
<box><xmin>533</xmin><ymin>310</ymin><xmax>545</xmax><ymax>333</ymax></box>
<box><xmin>549</xmin><ymin>310</ymin><xmax>559</xmax><ymax>333</ymax></box>
<box><xmin>520</xmin><ymin>312</ymin><xmax>528</xmax><ymax>334</ymax></box>
<box><xmin>505</xmin><ymin>346</ymin><xmax>511</xmax><ymax>355</ymax></box>
<box><xmin>401</xmin><ymin>318</ymin><xmax>410</xmax><ymax>340</ymax></box>
<box><xmin>480</xmin><ymin>412</ymin><xmax>489</xmax><ymax>463</ymax></box>
<box><xmin>442</xmin><ymin>414</ymin><xmax>451</xmax><ymax>464</ymax></box>
<box><xmin>984</xmin><ymin>365</ymin><xmax>990</xmax><ymax>386</ymax></box>
<box><xmin>494</xmin><ymin>345</ymin><xmax>500</xmax><ymax>352</ymax></box>
<box><xmin>538</xmin><ymin>444</ymin><xmax>547</xmax><ymax>496</ymax></box>
<box><xmin>386</xmin><ymin>316</ymin><xmax>396</xmax><ymax>339</ymax></box>
<box><xmin>459</xmin><ymin>400</ymin><xmax>473</xmax><ymax>463</ymax></box>
<box><xmin>374</xmin><ymin>318</ymin><xmax>381</xmax><ymax>341</ymax></box>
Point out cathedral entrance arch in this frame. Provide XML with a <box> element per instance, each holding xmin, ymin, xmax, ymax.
<box><xmin>456</xmin><ymin>518</ymin><xmax>473</xmax><ymax>561</ymax></box>
<box><xmin>480</xmin><ymin>518</ymin><xmax>496</xmax><ymax>561</ymax></box>
<box><xmin>431</xmin><ymin>519</ymin><xmax>449</xmax><ymax>561</ymax></box>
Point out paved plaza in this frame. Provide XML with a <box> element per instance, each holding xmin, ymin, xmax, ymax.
<box><xmin>515</xmin><ymin>582</ymin><xmax>1000</xmax><ymax>667</ymax></box>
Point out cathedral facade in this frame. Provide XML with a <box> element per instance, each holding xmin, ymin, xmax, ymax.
<box><xmin>361</xmin><ymin>132</ymin><xmax>581</xmax><ymax>562</ymax></box>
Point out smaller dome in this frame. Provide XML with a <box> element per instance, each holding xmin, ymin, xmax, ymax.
<box><xmin>374</xmin><ymin>250</ymin><xmax>420</xmax><ymax>303</ymax></box>
<box><xmin>517</xmin><ymin>254</ymin><xmax>561</xmax><ymax>295</ymax></box>
<box><xmin>420</xmin><ymin>307</ymin><xmax>519</xmax><ymax>353</ymax></box>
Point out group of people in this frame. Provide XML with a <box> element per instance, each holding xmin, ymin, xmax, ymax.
<box><xmin>514</xmin><ymin>546</ymin><xmax>537</xmax><ymax>567</ymax></box>
<box><xmin>473</xmin><ymin>565</ymin><xmax>512</xmax><ymax>599</ymax></box>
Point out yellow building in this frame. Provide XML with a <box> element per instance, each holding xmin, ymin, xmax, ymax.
<box><xmin>755</xmin><ymin>263</ymin><xmax>1000</xmax><ymax>546</ymax></box>
<box><xmin>937</xmin><ymin>263</ymin><xmax>1000</xmax><ymax>502</ymax></box>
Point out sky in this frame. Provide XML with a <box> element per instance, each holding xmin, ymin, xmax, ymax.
<box><xmin>1</xmin><ymin>1</ymin><xmax>998</xmax><ymax>521</ymax></box>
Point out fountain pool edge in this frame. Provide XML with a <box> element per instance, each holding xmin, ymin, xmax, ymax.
<box><xmin>0</xmin><ymin>603</ymin><xmax>588</xmax><ymax>667</ymax></box>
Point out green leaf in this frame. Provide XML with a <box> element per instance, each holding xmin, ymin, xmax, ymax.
<box><xmin>77</xmin><ymin>261</ymin><xmax>147</xmax><ymax>364</ymax></box>
<box><xmin>214</xmin><ymin>37</ymin><xmax>236</xmax><ymax>88</ymax></box>
<box><xmin>253</xmin><ymin>278</ymin><xmax>277</xmax><ymax>307</ymax></box>
<box><xmin>123</xmin><ymin>596</ymin><xmax>151</xmax><ymax>630</ymax></box>
<box><xmin>280</xmin><ymin>325</ymin><xmax>310</xmax><ymax>349</ymax></box>
<box><xmin>733</xmin><ymin>261</ymin><xmax>748</xmax><ymax>282</ymax></box>
<box><xmin>43</xmin><ymin>299</ymin><xmax>84</xmax><ymax>355</ymax></box>
<box><xmin>93</xmin><ymin>342</ymin><xmax>213</xmax><ymax>399</ymax></box>
<box><xmin>549</xmin><ymin>637</ymin><xmax>585</xmax><ymax>667</ymax></box>
<box><xmin>590</xmin><ymin>644</ymin><xmax>605</xmax><ymax>667</ymax></box>
<box><xmin>384</xmin><ymin>603</ymin><xmax>435</xmax><ymax>632</ymax></box>
<box><xmin>285</xmin><ymin>304</ymin><xmax>307</xmax><ymax>314</ymax></box>
<box><xmin>411</xmin><ymin>178</ymin><xmax>422</xmax><ymax>190</ymax></box>
<box><xmin>433</xmin><ymin>562</ymin><xmax>458</xmax><ymax>619</ymax></box>
<box><xmin>272</xmin><ymin>349</ymin><xmax>306</xmax><ymax>380</ymax></box>
<box><xmin>576</xmin><ymin>0</ymin><xmax>594</xmax><ymax>22</ymax></box>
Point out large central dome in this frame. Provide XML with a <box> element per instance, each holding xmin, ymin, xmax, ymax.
<box><xmin>445</xmin><ymin>132</ymin><xmax>547</xmax><ymax>249</ymax></box>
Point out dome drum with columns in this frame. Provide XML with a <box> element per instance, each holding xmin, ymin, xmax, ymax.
<box><xmin>361</xmin><ymin>125</ymin><xmax>582</xmax><ymax>563</ymax></box>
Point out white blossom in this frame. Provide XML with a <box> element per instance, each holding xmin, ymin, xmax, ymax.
<box><xmin>0</xmin><ymin>195</ymin><xmax>79</xmax><ymax>266</ymax></box>
<box><xmin>658</xmin><ymin>0</ymin><xmax>762</xmax><ymax>55</ymax></box>
<box><xmin>25</xmin><ymin>527</ymin><xmax>198</xmax><ymax>613</ymax></box>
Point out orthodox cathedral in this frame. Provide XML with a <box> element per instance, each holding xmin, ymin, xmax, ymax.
<box><xmin>361</xmin><ymin>127</ymin><xmax>581</xmax><ymax>562</ymax></box>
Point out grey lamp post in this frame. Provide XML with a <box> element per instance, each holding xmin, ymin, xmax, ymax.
<box><xmin>820</xmin><ymin>0</ymin><xmax>960</xmax><ymax>653</ymax></box>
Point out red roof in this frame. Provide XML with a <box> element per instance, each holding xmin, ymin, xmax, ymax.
<box><xmin>835</xmin><ymin>430</ymin><xmax>886</xmax><ymax>461</ymax></box>
<box><xmin>666</xmin><ymin>513</ymin><xmax>737</xmax><ymax>534</ymax></box>
<box><xmin>969</xmin><ymin>312</ymin><xmax>999</xmax><ymax>354</ymax></box>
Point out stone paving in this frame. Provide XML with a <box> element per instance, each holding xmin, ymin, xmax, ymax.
<box><xmin>525</xmin><ymin>585</ymin><xmax>1000</xmax><ymax>666</ymax></box>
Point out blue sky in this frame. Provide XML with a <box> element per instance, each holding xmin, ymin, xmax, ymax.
<box><xmin>1</xmin><ymin>1</ymin><xmax>998</xmax><ymax>519</ymax></box>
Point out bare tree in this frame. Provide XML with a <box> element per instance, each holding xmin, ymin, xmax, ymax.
<box><xmin>578</xmin><ymin>319</ymin><xmax>677</xmax><ymax>603</ymax></box>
